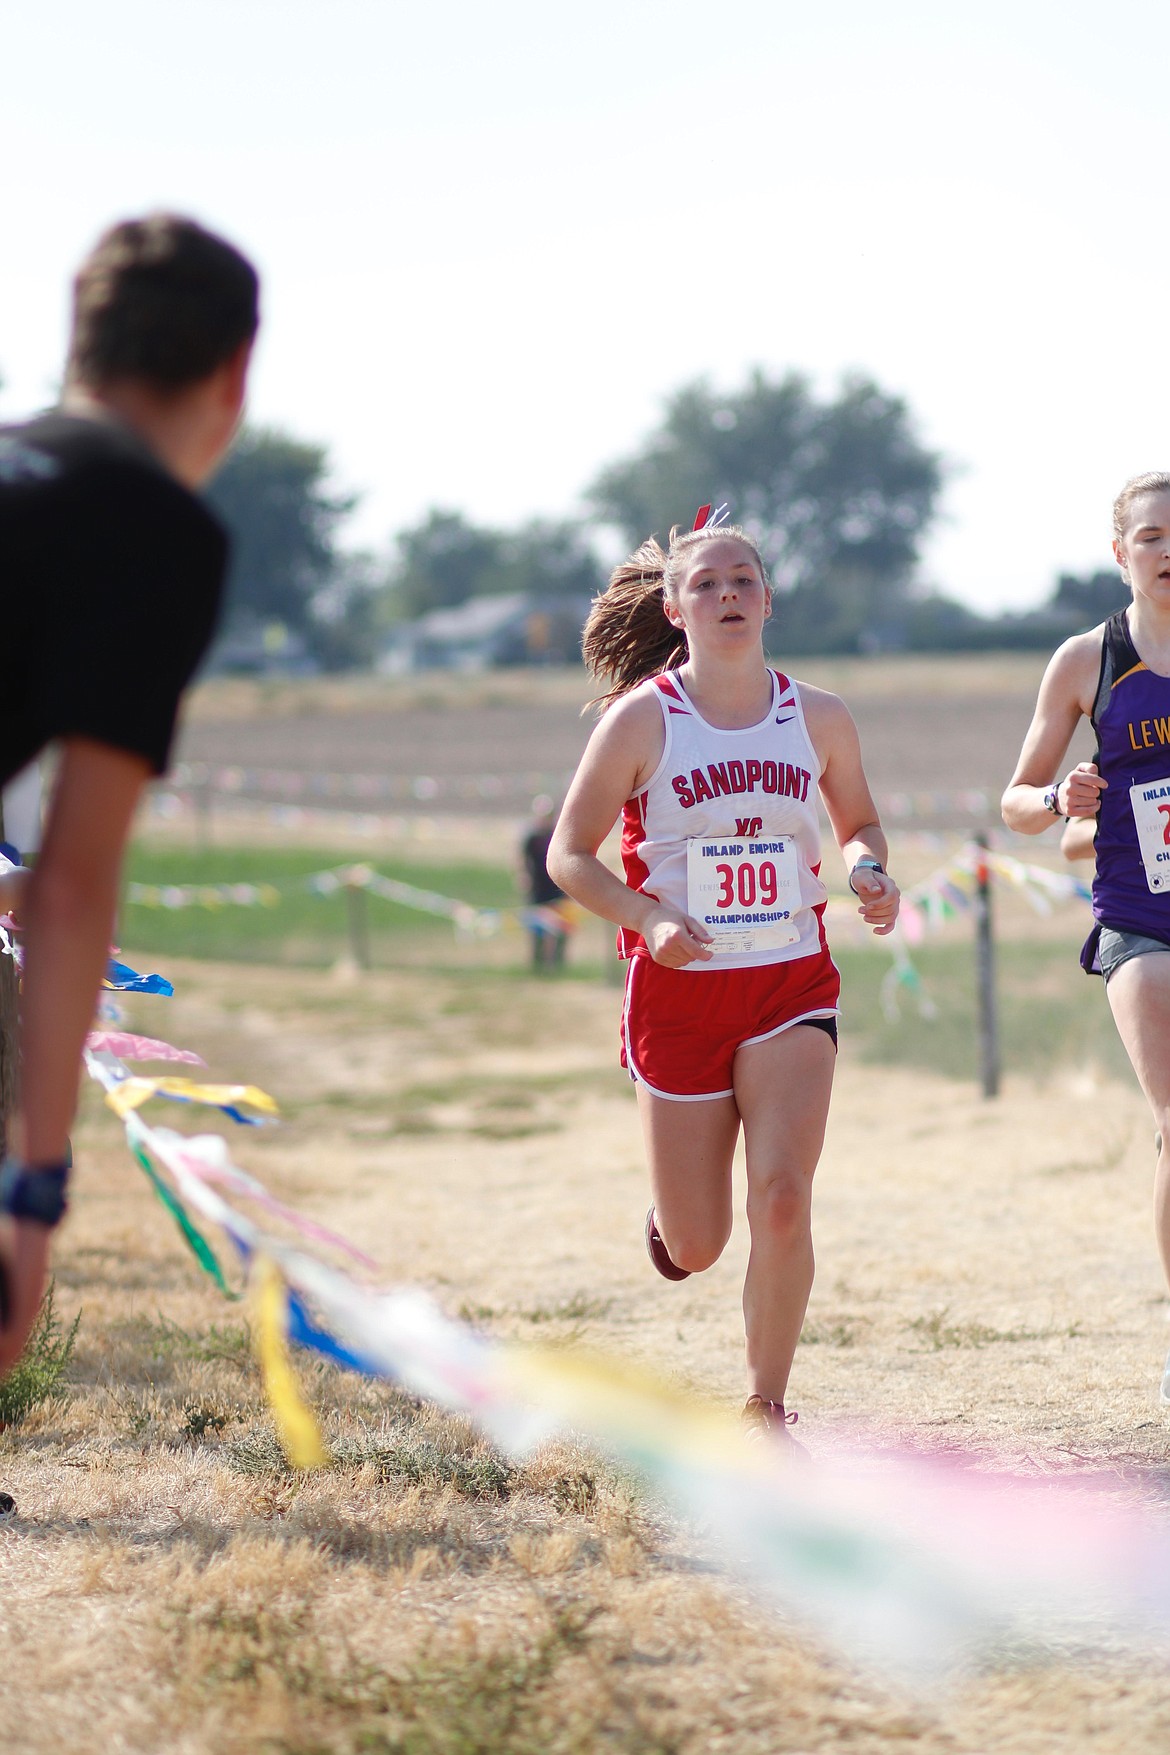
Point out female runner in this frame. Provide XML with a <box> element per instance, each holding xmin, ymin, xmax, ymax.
<box><xmin>548</xmin><ymin>509</ymin><xmax>899</xmax><ymax>1443</ymax></box>
<box><xmin>1003</xmin><ymin>471</ymin><xmax>1170</xmax><ymax>1396</ymax></box>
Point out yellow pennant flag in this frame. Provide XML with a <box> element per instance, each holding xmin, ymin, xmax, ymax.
<box><xmin>252</xmin><ymin>1257</ymin><xmax>330</xmax><ymax>1470</ymax></box>
<box><xmin>103</xmin><ymin>1076</ymin><xmax>279</xmax><ymax>1120</ymax></box>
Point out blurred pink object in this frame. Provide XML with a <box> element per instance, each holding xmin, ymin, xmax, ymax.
<box><xmin>85</xmin><ymin>1030</ymin><xmax>206</xmax><ymax>1067</ymax></box>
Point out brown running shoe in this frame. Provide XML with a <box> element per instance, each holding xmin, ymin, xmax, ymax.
<box><xmin>644</xmin><ymin>1206</ymin><xmax>690</xmax><ymax>1281</ymax></box>
<box><xmin>742</xmin><ymin>1396</ymin><xmax>810</xmax><ymax>1459</ymax></box>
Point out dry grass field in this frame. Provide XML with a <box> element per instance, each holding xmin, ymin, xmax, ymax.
<box><xmin>3</xmin><ymin>658</ymin><xmax>1165</xmax><ymax>1754</ymax></box>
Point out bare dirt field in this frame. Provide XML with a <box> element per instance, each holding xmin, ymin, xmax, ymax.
<box><xmin>172</xmin><ymin>657</ymin><xmax>1098</xmax><ymax>812</ymax></box>
<box><xmin>3</xmin><ymin>941</ymin><xmax>1170</xmax><ymax>1755</ymax></box>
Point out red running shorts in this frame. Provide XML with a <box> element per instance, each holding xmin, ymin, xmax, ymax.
<box><xmin>620</xmin><ymin>947</ymin><xmax>840</xmax><ymax>1101</ymax></box>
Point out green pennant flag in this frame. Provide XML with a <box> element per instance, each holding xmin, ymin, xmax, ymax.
<box><xmin>130</xmin><ymin>1143</ymin><xmax>240</xmax><ymax>1300</ymax></box>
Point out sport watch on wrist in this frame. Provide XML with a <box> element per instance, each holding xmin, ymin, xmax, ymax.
<box><xmin>848</xmin><ymin>857</ymin><xmax>885</xmax><ymax>896</ymax></box>
<box><xmin>1043</xmin><ymin>783</ymin><xmax>1063</xmax><ymax>817</ymax></box>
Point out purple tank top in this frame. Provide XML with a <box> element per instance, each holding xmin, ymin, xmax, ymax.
<box><xmin>1089</xmin><ymin>609</ymin><xmax>1170</xmax><ymax>943</ymax></box>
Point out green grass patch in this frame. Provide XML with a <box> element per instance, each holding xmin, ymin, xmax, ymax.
<box><xmin>0</xmin><ymin>1282</ymin><xmax>80</xmax><ymax>1425</ymax></box>
<box><xmin>119</xmin><ymin>844</ymin><xmax>520</xmax><ymax>968</ymax></box>
<box><xmin>228</xmin><ymin>1415</ymin><xmax>516</xmax><ymax>1500</ymax></box>
<box><xmin>124</xmin><ymin>1312</ymin><xmax>254</xmax><ymax>1368</ymax></box>
<box><xmin>799</xmin><ymin>1315</ymin><xmax>867</xmax><ymax>1347</ymax></box>
<box><xmin>519</xmin><ymin>1293</ymin><xmax>615</xmax><ymax>1326</ymax></box>
<box><xmin>834</xmin><ymin>937</ymin><xmax>1133</xmax><ymax>1085</ymax></box>
<box><xmin>906</xmin><ymin>1308</ymin><xmax>1084</xmax><ymax>1350</ymax></box>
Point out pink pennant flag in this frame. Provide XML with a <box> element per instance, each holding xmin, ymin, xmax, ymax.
<box><xmin>85</xmin><ymin>1030</ymin><xmax>207</xmax><ymax>1068</ymax></box>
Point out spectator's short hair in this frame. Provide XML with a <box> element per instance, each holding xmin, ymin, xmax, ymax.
<box><xmin>67</xmin><ymin>213</ymin><xmax>260</xmax><ymax>391</ymax></box>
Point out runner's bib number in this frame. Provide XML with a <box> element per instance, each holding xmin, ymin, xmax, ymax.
<box><xmin>1130</xmin><ymin>777</ymin><xmax>1170</xmax><ymax>893</ymax></box>
<box><xmin>686</xmin><ymin>836</ymin><xmax>802</xmax><ymax>954</ymax></box>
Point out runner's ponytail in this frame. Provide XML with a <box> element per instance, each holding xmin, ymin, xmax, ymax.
<box><xmin>582</xmin><ymin>538</ymin><xmax>687</xmax><ymax>709</ymax></box>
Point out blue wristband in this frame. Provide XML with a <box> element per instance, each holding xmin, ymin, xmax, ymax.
<box><xmin>0</xmin><ymin>1159</ymin><xmax>71</xmax><ymax>1227</ymax></box>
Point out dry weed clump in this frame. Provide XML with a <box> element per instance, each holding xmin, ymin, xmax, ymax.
<box><xmin>162</xmin><ymin>1585</ymin><xmax>686</xmax><ymax>1755</ymax></box>
<box><xmin>0</xmin><ymin>1281</ymin><xmax>80</xmax><ymax>1426</ymax></box>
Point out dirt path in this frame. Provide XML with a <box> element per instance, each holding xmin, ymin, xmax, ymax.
<box><xmin>2</xmin><ymin>958</ymin><xmax>1169</xmax><ymax>1752</ymax></box>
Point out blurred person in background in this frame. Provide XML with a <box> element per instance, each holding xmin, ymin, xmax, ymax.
<box><xmin>519</xmin><ymin>794</ymin><xmax>572</xmax><ymax>971</ymax></box>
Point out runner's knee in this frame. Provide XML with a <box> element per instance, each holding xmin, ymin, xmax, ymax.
<box><xmin>746</xmin><ymin>1174</ymin><xmax>811</xmax><ymax>1247</ymax></box>
<box><xmin>660</xmin><ymin>1215</ymin><xmax>731</xmax><ymax>1274</ymax></box>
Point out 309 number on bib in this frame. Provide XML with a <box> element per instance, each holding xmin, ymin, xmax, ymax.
<box><xmin>686</xmin><ymin>836</ymin><xmax>802</xmax><ymax>954</ymax></box>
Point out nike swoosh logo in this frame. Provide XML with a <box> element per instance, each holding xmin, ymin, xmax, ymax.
<box><xmin>775</xmin><ymin>715</ymin><xmax>794</xmax><ymax>726</ymax></box>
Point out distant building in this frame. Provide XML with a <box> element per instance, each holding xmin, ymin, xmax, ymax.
<box><xmin>379</xmin><ymin>592</ymin><xmax>589</xmax><ymax>674</ymax></box>
<box><xmin>207</xmin><ymin>619</ymin><xmax>319</xmax><ymax>677</ymax></box>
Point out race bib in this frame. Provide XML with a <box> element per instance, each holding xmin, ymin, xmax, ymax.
<box><xmin>686</xmin><ymin>836</ymin><xmax>802</xmax><ymax>954</ymax></box>
<box><xmin>1130</xmin><ymin>777</ymin><xmax>1170</xmax><ymax>893</ymax></box>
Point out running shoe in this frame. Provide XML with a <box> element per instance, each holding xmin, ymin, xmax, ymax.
<box><xmin>644</xmin><ymin>1206</ymin><xmax>690</xmax><ymax>1281</ymax></box>
<box><xmin>1160</xmin><ymin>1346</ymin><xmax>1170</xmax><ymax>1408</ymax></box>
<box><xmin>742</xmin><ymin>1396</ymin><xmax>810</xmax><ymax>1459</ymax></box>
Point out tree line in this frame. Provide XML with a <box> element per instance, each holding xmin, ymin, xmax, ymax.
<box><xmin>205</xmin><ymin>373</ymin><xmax>1128</xmax><ymax>670</ymax></box>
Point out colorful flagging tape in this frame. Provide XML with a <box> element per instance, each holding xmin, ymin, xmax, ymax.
<box><xmin>103</xmin><ymin>957</ymin><xmax>174</xmax><ymax>995</ymax></box>
<box><xmin>125</xmin><ymin>862</ymin><xmax>582</xmax><ymax>941</ymax></box>
<box><xmin>71</xmin><ymin>967</ymin><xmax>1170</xmax><ymax>1681</ymax></box>
<box><xmin>877</xmin><ymin>842</ymin><xmax>1093</xmax><ymax>1019</ymax></box>
<box><xmin>126</xmin><ymin>881</ymin><xmax>281</xmax><ymax>911</ymax></box>
<box><xmin>899</xmin><ymin>843</ymin><xmax>1092</xmax><ymax>946</ymax></box>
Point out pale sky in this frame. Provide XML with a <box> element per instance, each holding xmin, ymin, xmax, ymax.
<box><xmin>2</xmin><ymin>0</ymin><xmax>1165</xmax><ymax>612</ymax></box>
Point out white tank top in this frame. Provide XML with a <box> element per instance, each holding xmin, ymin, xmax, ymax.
<box><xmin>618</xmin><ymin>669</ymin><xmax>829</xmax><ymax>971</ymax></box>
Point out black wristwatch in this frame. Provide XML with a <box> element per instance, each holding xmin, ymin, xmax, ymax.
<box><xmin>849</xmin><ymin>857</ymin><xmax>885</xmax><ymax>896</ymax></box>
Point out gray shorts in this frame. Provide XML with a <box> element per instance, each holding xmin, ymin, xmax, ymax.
<box><xmin>1098</xmin><ymin>926</ymin><xmax>1170</xmax><ymax>983</ymax></box>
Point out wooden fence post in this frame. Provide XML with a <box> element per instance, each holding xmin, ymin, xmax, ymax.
<box><xmin>344</xmin><ymin>875</ymin><xmax>371</xmax><ymax>971</ymax></box>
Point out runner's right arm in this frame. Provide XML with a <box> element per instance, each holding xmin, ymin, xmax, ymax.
<box><xmin>1002</xmin><ymin>632</ymin><xmax>1106</xmax><ymax>834</ymax></box>
<box><xmin>547</xmin><ymin>694</ymin><xmax>715</xmax><ymax>967</ymax></box>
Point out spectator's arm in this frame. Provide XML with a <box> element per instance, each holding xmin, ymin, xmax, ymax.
<box><xmin>18</xmin><ymin>738</ymin><xmax>150</xmax><ymax>1163</ymax></box>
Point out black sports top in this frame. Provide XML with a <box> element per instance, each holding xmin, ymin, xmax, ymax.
<box><xmin>0</xmin><ymin>410</ymin><xmax>228</xmax><ymax>787</ymax></box>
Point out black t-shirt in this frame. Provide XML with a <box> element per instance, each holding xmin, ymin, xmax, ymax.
<box><xmin>0</xmin><ymin>410</ymin><xmax>228</xmax><ymax>788</ymax></box>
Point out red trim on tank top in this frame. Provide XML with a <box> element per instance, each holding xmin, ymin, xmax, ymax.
<box><xmin>619</xmin><ymin>792</ymin><xmax>653</xmax><ymax>961</ymax></box>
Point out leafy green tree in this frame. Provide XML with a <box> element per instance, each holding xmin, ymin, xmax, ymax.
<box><xmin>309</xmin><ymin>551</ymin><xmax>396</xmax><ymax>671</ymax></box>
<box><xmin>390</xmin><ymin>510</ymin><xmax>505</xmax><ymax>619</ymax></box>
<box><xmin>495</xmin><ymin>519</ymin><xmax>603</xmax><ymax>601</ymax></box>
<box><xmin>205</xmin><ymin>427</ymin><xmax>355</xmax><ymax>638</ymax></box>
<box><xmin>589</xmin><ymin>371</ymin><xmax>943</xmax><ymax>652</ymax></box>
<box><xmin>389</xmin><ymin>510</ymin><xmax>603</xmax><ymax>619</ymax></box>
<box><xmin>1049</xmin><ymin>568</ymin><xmax>1128</xmax><ymax>629</ymax></box>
